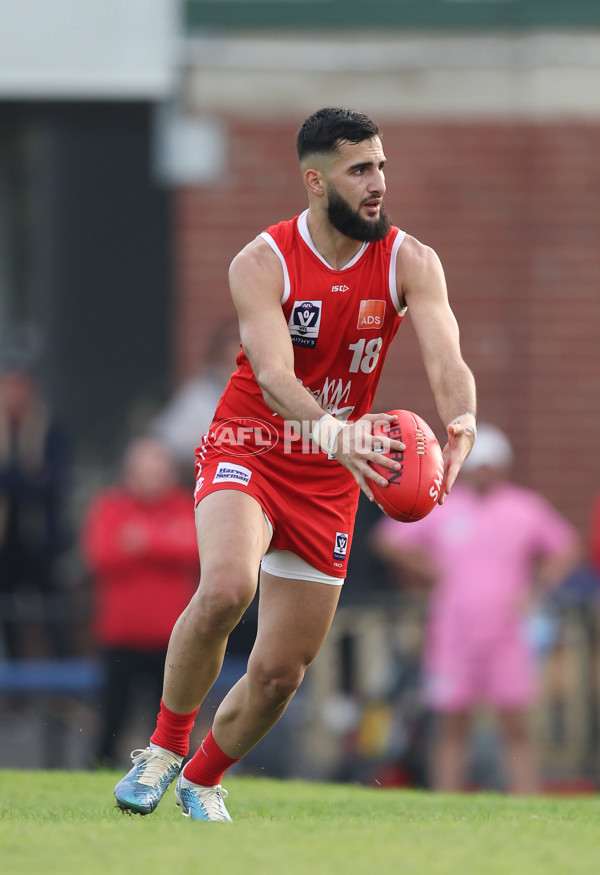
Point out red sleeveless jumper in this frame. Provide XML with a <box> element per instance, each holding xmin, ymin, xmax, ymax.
<box><xmin>194</xmin><ymin>211</ymin><xmax>406</xmax><ymax>577</ymax></box>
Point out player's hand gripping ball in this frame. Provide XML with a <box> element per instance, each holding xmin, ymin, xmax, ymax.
<box><xmin>370</xmin><ymin>410</ymin><xmax>445</xmax><ymax>522</ymax></box>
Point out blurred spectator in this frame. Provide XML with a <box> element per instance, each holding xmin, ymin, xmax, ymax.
<box><xmin>82</xmin><ymin>437</ymin><xmax>199</xmax><ymax>767</ymax></box>
<box><xmin>149</xmin><ymin>318</ymin><xmax>241</xmax><ymax>473</ymax></box>
<box><xmin>590</xmin><ymin>492</ymin><xmax>600</xmax><ymax>577</ymax></box>
<box><xmin>343</xmin><ymin>493</ymin><xmax>397</xmax><ymax>599</ymax></box>
<box><xmin>372</xmin><ymin>424</ymin><xmax>579</xmax><ymax>794</ymax></box>
<box><xmin>0</xmin><ymin>348</ymin><xmax>70</xmax><ymax>660</ymax></box>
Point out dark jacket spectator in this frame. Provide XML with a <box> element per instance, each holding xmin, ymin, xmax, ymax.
<box><xmin>0</xmin><ymin>356</ymin><xmax>69</xmax><ymax>659</ymax></box>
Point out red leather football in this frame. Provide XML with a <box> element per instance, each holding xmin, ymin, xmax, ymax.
<box><xmin>369</xmin><ymin>409</ymin><xmax>445</xmax><ymax>522</ymax></box>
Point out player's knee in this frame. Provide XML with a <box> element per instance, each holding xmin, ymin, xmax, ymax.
<box><xmin>251</xmin><ymin>661</ymin><xmax>306</xmax><ymax>708</ymax></box>
<box><xmin>190</xmin><ymin>572</ymin><xmax>255</xmax><ymax>636</ymax></box>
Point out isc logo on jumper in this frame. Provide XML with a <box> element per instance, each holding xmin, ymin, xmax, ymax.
<box><xmin>288</xmin><ymin>300</ymin><xmax>322</xmax><ymax>348</ymax></box>
<box><xmin>333</xmin><ymin>531</ymin><xmax>349</xmax><ymax>561</ymax></box>
<box><xmin>331</xmin><ymin>284</ymin><xmax>349</xmax><ymax>293</ymax></box>
<box><xmin>357</xmin><ymin>299</ymin><xmax>386</xmax><ymax>329</ymax></box>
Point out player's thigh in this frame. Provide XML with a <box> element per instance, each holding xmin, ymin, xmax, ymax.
<box><xmin>250</xmin><ymin>570</ymin><xmax>342</xmax><ymax>672</ymax></box>
<box><xmin>195</xmin><ymin>489</ymin><xmax>271</xmax><ymax>576</ymax></box>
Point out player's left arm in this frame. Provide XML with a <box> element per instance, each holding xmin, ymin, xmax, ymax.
<box><xmin>398</xmin><ymin>236</ymin><xmax>477</xmax><ymax>502</ymax></box>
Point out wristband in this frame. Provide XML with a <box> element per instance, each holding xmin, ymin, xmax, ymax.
<box><xmin>312</xmin><ymin>413</ymin><xmax>346</xmax><ymax>455</ymax></box>
<box><xmin>450</xmin><ymin>412</ymin><xmax>477</xmax><ymax>439</ymax></box>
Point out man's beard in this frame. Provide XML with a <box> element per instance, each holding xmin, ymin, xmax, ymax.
<box><xmin>327</xmin><ymin>185</ymin><xmax>391</xmax><ymax>242</ymax></box>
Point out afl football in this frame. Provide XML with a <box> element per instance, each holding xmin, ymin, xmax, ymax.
<box><xmin>370</xmin><ymin>409</ymin><xmax>445</xmax><ymax>522</ymax></box>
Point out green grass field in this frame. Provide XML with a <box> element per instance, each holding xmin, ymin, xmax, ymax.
<box><xmin>1</xmin><ymin>771</ymin><xmax>599</xmax><ymax>875</ymax></box>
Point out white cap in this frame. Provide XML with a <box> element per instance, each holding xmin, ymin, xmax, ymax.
<box><xmin>462</xmin><ymin>423</ymin><xmax>513</xmax><ymax>471</ymax></box>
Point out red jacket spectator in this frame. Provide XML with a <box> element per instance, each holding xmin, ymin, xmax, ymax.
<box><xmin>590</xmin><ymin>494</ymin><xmax>600</xmax><ymax>575</ymax></box>
<box><xmin>83</xmin><ymin>487</ymin><xmax>199</xmax><ymax>650</ymax></box>
<box><xmin>83</xmin><ymin>437</ymin><xmax>200</xmax><ymax>767</ymax></box>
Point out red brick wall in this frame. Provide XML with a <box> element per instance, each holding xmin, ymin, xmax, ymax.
<box><xmin>174</xmin><ymin>119</ymin><xmax>600</xmax><ymax>534</ymax></box>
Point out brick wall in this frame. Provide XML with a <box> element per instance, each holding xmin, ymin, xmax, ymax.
<box><xmin>174</xmin><ymin>119</ymin><xmax>600</xmax><ymax>534</ymax></box>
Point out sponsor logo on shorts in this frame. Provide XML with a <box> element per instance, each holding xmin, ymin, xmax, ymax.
<box><xmin>357</xmin><ymin>299</ymin><xmax>386</xmax><ymax>329</ymax></box>
<box><xmin>207</xmin><ymin>418</ymin><xmax>279</xmax><ymax>456</ymax></box>
<box><xmin>288</xmin><ymin>300</ymin><xmax>322</xmax><ymax>348</ymax></box>
<box><xmin>213</xmin><ymin>462</ymin><xmax>252</xmax><ymax>486</ymax></box>
<box><xmin>333</xmin><ymin>531</ymin><xmax>349</xmax><ymax>562</ymax></box>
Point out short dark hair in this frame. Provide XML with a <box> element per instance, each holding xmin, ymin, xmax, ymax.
<box><xmin>296</xmin><ymin>107</ymin><xmax>380</xmax><ymax>162</ymax></box>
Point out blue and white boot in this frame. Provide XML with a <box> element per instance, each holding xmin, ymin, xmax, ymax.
<box><xmin>174</xmin><ymin>774</ymin><xmax>233</xmax><ymax>822</ymax></box>
<box><xmin>114</xmin><ymin>746</ymin><xmax>182</xmax><ymax>815</ymax></box>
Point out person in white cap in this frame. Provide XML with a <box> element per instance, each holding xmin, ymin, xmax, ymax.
<box><xmin>373</xmin><ymin>423</ymin><xmax>579</xmax><ymax>794</ymax></box>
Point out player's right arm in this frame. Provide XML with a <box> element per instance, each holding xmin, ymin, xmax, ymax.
<box><xmin>229</xmin><ymin>238</ymin><xmax>321</xmax><ymax>426</ymax></box>
<box><xmin>228</xmin><ymin>237</ymin><xmax>402</xmax><ymax>500</ymax></box>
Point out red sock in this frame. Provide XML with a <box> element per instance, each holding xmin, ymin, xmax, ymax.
<box><xmin>150</xmin><ymin>699</ymin><xmax>200</xmax><ymax>757</ymax></box>
<box><xmin>183</xmin><ymin>728</ymin><xmax>240</xmax><ymax>786</ymax></box>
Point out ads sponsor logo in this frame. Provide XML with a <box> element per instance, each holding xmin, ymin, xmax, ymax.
<box><xmin>288</xmin><ymin>300</ymin><xmax>322</xmax><ymax>348</ymax></box>
<box><xmin>333</xmin><ymin>531</ymin><xmax>349</xmax><ymax>562</ymax></box>
<box><xmin>213</xmin><ymin>462</ymin><xmax>253</xmax><ymax>486</ymax></box>
<box><xmin>357</xmin><ymin>299</ymin><xmax>386</xmax><ymax>330</ymax></box>
<box><xmin>207</xmin><ymin>418</ymin><xmax>278</xmax><ymax>456</ymax></box>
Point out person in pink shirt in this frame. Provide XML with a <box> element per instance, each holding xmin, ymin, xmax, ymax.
<box><xmin>373</xmin><ymin>424</ymin><xmax>579</xmax><ymax>794</ymax></box>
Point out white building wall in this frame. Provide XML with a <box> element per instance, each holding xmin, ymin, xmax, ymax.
<box><xmin>183</xmin><ymin>31</ymin><xmax>600</xmax><ymax>119</ymax></box>
<box><xmin>0</xmin><ymin>0</ymin><xmax>180</xmax><ymax>99</ymax></box>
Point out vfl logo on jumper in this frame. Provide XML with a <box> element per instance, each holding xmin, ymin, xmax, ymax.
<box><xmin>333</xmin><ymin>532</ymin><xmax>349</xmax><ymax>562</ymax></box>
<box><xmin>213</xmin><ymin>462</ymin><xmax>252</xmax><ymax>486</ymax></box>
<box><xmin>358</xmin><ymin>299</ymin><xmax>386</xmax><ymax>329</ymax></box>
<box><xmin>288</xmin><ymin>300</ymin><xmax>322</xmax><ymax>348</ymax></box>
